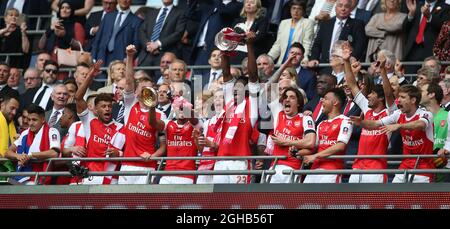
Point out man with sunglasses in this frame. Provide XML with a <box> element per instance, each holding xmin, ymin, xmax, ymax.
<box><xmin>32</xmin><ymin>60</ymin><xmax>59</xmax><ymax>111</ymax></box>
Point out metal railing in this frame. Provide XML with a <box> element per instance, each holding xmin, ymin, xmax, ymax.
<box><xmin>0</xmin><ymin>155</ymin><xmax>285</xmax><ymax>185</ymax></box>
<box><xmin>0</xmin><ymin>14</ymin><xmax>51</xmax><ymax>35</ymax></box>
<box><xmin>281</xmin><ymin>154</ymin><xmax>450</xmax><ymax>184</ymax></box>
<box><xmin>1</xmin><ymin>154</ymin><xmax>449</xmax><ymax>185</ymax></box>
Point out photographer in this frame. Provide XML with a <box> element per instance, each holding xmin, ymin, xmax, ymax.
<box><xmin>39</xmin><ymin>1</ymin><xmax>85</xmax><ymax>58</ymax></box>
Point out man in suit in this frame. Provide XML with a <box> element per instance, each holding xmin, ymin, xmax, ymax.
<box><xmin>155</xmin><ymin>52</ymin><xmax>176</xmax><ymax>84</ymax></box>
<box><xmin>31</xmin><ymin>60</ymin><xmax>59</xmax><ymax>112</ymax></box>
<box><xmin>403</xmin><ymin>0</ymin><xmax>449</xmax><ymax>74</ymax></box>
<box><xmin>350</xmin><ymin>0</ymin><xmax>372</xmax><ymax>25</ymax></box>
<box><xmin>45</xmin><ymin>84</ymin><xmax>69</xmax><ymax>137</ymax></box>
<box><xmin>7</xmin><ymin>68</ymin><xmax>25</xmax><ymax>94</ymax></box>
<box><xmin>303</xmin><ymin>73</ymin><xmax>337</xmax><ymax>125</ymax></box>
<box><xmin>91</xmin><ymin>0</ymin><xmax>142</xmax><ymax>67</ymax></box>
<box><xmin>74</xmin><ymin>63</ymin><xmax>97</xmax><ymax>100</ymax></box>
<box><xmin>256</xmin><ymin>54</ymin><xmax>275</xmax><ymax>83</ymax></box>
<box><xmin>157</xmin><ymin>83</ymin><xmax>172</xmax><ymax>118</ymax></box>
<box><xmin>371</xmin><ymin>49</ymin><xmax>400</xmax><ymax>85</ymax></box>
<box><xmin>18</xmin><ymin>68</ymin><xmax>40</xmax><ymax>116</ymax></box>
<box><xmin>85</xmin><ymin>0</ymin><xmax>118</xmax><ymax>51</ymax></box>
<box><xmin>330</xmin><ymin>41</ymin><xmax>347</xmax><ymax>85</ymax></box>
<box><xmin>23</xmin><ymin>68</ymin><xmax>41</xmax><ymax>91</ymax></box>
<box><xmin>111</xmin><ymin>78</ymin><xmax>126</xmax><ymax>124</ymax></box>
<box><xmin>189</xmin><ymin>0</ymin><xmax>242</xmax><ymax>65</ymax></box>
<box><xmin>34</xmin><ymin>52</ymin><xmax>51</xmax><ymax>75</ymax></box>
<box><xmin>197</xmin><ymin>49</ymin><xmax>222</xmax><ymax>93</ymax></box>
<box><xmin>288</xmin><ymin>42</ymin><xmax>317</xmax><ymax>101</ymax></box>
<box><xmin>357</xmin><ymin>0</ymin><xmax>383</xmax><ymax>15</ymax></box>
<box><xmin>308</xmin><ymin>0</ymin><xmax>367</xmax><ymax>71</ymax></box>
<box><xmin>0</xmin><ymin>62</ymin><xmax>19</xmax><ymax>100</ymax></box>
<box><xmin>137</xmin><ymin>0</ymin><xmax>186</xmax><ymax>68</ymax></box>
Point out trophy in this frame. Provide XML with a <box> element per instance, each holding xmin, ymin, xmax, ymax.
<box><xmin>214</xmin><ymin>27</ymin><xmax>246</xmax><ymax>52</ymax></box>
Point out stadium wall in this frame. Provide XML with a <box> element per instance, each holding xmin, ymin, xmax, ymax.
<box><xmin>1</xmin><ymin>184</ymin><xmax>450</xmax><ymax>209</ymax></box>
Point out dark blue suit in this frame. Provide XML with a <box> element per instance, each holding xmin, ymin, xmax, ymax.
<box><xmin>189</xmin><ymin>0</ymin><xmax>242</xmax><ymax>65</ymax></box>
<box><xmin>309</xmin><ymin>17</ymin><xmax>367</xmax><ymax>64</ymax></box>
<box><xmin>91</xmin><ymin>11</ymin><xmax>142</xmax><ymax>66</ymax></box>
<box><xmin>355</xmin><ymin>8</ymin><xmax>372</xmax><ymax>25</ymax></box>
<box><xmin>297</xmin><ymin>68</ymin><xmax>316</xmax><ymax>101</ymax></box>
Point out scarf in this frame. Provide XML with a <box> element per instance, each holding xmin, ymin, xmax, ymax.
<box><xmin>215</xmin><ymin>97</ymin><xmax>247</xmax><ymax>145</ymax></box>
<box><xmin>15</xmin><ymin>123</ymin><xmax>51</xmax><ymax>183</ymax></box>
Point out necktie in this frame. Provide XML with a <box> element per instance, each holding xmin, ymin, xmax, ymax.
<box><xmin>212</xmin><ymin>72</ymin><xmax>217</xmax><ymax>81</ymax></box>
<box><xmin>108</xmin><ymin>12</ymin><xmax>123</xmax><ymax>52</ymax></box>
<box><xmin>332</xmin><ymin>21</ymin><xmax>344</xmax><ymax>48</ymax></box>
<box><xmin>343</xmin><ymin>99</ymin><xmax>352</xmax><ymax>116</ymax></box>
<box><xmin>151</xmin><ymin>7</ymin><xmax>168</xmax><ymax>42</ymax></box>
<box><xmin>415</xmin><ymin>6</ymin><xmax>429</xmax><ymax>44</ymax></box>
<box><xmin>312</xmin><ymin>101</ymin><xmax>323</xmax><ymax>121</ymax></box>
<box><xmin>116</xmin><ymin>102</ymin><xmax>125</xmax><ymax>124</ymax></box>
<box><xmin>34</xmin><ymin>85</ymin><xmax>48</xmax><ymax>105</ymax></box>
<box><xmin>49</xmin><ymin>111</ymin><xmax>60</xmax><ymax>127</ymax></box>
<box><xmin>6</xmin><ymin>0</ymin><xmax>16</xmax><ymax>9</ymax></box>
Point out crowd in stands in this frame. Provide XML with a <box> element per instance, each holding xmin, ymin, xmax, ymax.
<box><xmin>0</xmin><ymin>0</ymin><xmax>449</xmax><ymax>185</ymax></box>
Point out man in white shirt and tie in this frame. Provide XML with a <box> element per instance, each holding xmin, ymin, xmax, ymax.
<box><xmin>199</xmin><ymin>49</ymin><xmax>222</xmax><ymax>93</ymax></box>
<box><xmin>85</xmin><ymin>0</ymin><xmax>118</xmax><ymax>50</ymax></box>
<box><xmin>32</xmin><ymin>60</ymin><xmax>58</xmax><ymax>111</ymax></box>
<box><xmin>137</xmin><ymin>0</ymin><xmax>186</xmax><ymax>67</ymax></box>
<box><xmin>330</xmin><ymin>41</ymin><xmax>346</xmax><ymax>86</ymax></box>
<box><xmin>45</xmin><ymin>84</ymin><xmax>69</xmax><ymax>136</ymax></box>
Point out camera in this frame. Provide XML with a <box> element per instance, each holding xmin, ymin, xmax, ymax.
<box><xmin>68</xmin><ymin>162</ymin><xmax>90</xmax><ymax>179</ymax></box>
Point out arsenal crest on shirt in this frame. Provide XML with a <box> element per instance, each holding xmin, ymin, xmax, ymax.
<box><xmin>140</xmin><ymin>115</ymin><xmax>146</xmax><ymax>122</ymax></box>
<box><xmin>307</xmin><ymin>120</ymin><xmax>313</xmax><ymax>128</ymax></box>
<box><xmin>343</xmin><ymin>127</ymin><xmax>349</xmax><ymax>135</ymax></box>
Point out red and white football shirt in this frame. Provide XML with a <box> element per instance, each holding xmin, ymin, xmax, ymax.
<box><xmin>79</xmin><ymin>109</ymin><xmax>123</xmax><ymax>172</ymax></box>
<box><xmin>312</xmin><ymin>115</ymin><xmax>353</xmax><ymax>170</ymax></box>
<box><xmin>380</xmin><ymin>108</ymin><xmax>435</xmax><ymax>176</ymax></box>
<box><xmin>163</xmin><ymin>120</ymin><xmax>199</xmax><ymax>180</ymax></box>
<box><xmin>272</xmin><ymin>112</ymin><xmax>315</xmax><ymax>169</ymax></box>
<box><xmin>353</xmin><ymin>91</ymin><xmax>389</xmax><ymax>170</ymax></box>
<box><xmin>120</xmin><ymin>101</ymin><xmax>166</xmax><ymax>168</ymax></box>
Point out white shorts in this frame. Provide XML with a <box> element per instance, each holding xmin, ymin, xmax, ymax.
<box><xmin>118</xmin><ymin>165</ymin><xmax>155</xmax><ymax>184</ymax></box>
<box><xmin>303</xmin><ymin>169</ymin><xmax>342</xmax><ymax>183</ymax></box>
<box><xmin>213</xmin><ymin>160</ymin><xmax>249</xmax><ymax>184</ymax></box>
<box><xmin>348</xmin><ymin>170</ymin><xmax>386</xmax><ymax>183</ymax></box>
<box><xmin>159</xmin><ymin>176</ymin><xmax>194</xmax><ymax>184</ymax></box>
<box><xmin>268</xmin><ymin>164</ymin><xmax>296</xmax><ymax>183</ymax></box>
<box><xmin>392</xmin><ymin>174</ymin><xmax>430</xmax><ymax>183</ymax></box>
<box><xmin>196</xmin><ymin>175</ymin><xmax>214</xmax><ymax>184</ymax></box>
